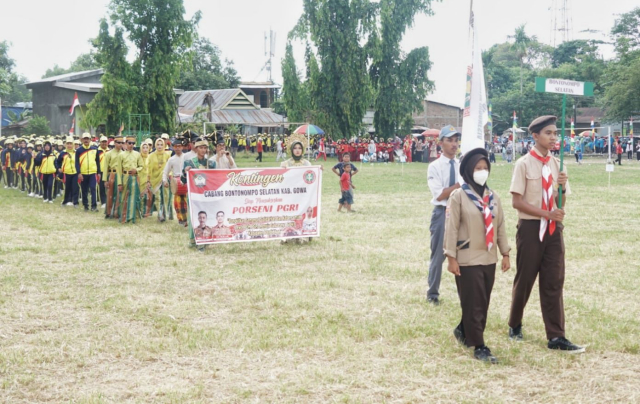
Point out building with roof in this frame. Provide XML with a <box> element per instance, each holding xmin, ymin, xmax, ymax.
<box><xmin>177</xmin><ymin>88</ymin><xmax>285</xmax><ymax>134</ymax></box>
<box><xmin>25</xmin><ymin>69</ymin><xmax>104</xmax><ymax>134</ymax></box>
<box><xmin>239</xmin><ymin>81</ymin><xmax>280</xmax><ymax>108</ymax></box>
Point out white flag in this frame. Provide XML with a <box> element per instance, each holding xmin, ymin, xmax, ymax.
<box><xmin>461</xmin><ymin>0</ymin><xmax>488</xmax><ymax>155</ymax></box>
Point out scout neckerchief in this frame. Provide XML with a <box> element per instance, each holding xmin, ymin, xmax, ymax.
<box><xmin>529</xmin><ymin>149</ymin><xmax>556</xmax><ymax>241</ymax></box>
<box><xmin>461</xmin><ymin>183</ymin><xmax>494</xmax><ymax>251</ymax></box>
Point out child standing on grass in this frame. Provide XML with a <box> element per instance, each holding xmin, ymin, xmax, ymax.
<box><xmin>338</xmin><ymin>163</ymin><xmax>355</xmax><ymax>212</ymax></box>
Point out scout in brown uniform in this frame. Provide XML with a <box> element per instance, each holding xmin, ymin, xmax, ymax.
<box><xmin>444</xmin><ymin>148</ymin><xmax>511</xmax><ymax>363</ymax></box>
<box><xmin>508</xmin><ymin>115</ymin><xmax>584</xmax><ymax>353</ymax></box>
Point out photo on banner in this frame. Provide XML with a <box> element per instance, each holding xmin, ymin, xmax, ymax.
<box><xmin>187</xmin><ymin>166</ymin><xmax>323</xmax><ymax>245</ymax></box>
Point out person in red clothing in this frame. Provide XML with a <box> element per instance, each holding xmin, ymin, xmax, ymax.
<box><xmin>338</xmin><ymin>163</ymin><xmax>355</xmax><ymax>212</ymax></box>
<box><xmin>615</xmin><ymin>141</ymin><xmax>623</xmax><ymax>165</ymax></box>
<box><xmin>255</xmin><ymin>137</ymin><xmax>263</xmax><ymax>162</ymax></box>
<box><xmin>316</xmin><ymin>137</ymin><xmax>327</xmax><ymax>161</ymax></box>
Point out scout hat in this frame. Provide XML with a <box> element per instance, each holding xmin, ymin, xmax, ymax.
<box><xmin>194</xmin><ymin>137</ymin><xmax>209</xmax><ymax>148</ymax></box>
<box><xmin>528</xmin><ymin>115</ymin><xmax>557</xmax><ymax>134</ymax></box>
<box><xmin>81</xmin><ymin>132</ymin><xmax>91</xmax><ymax>139</ymax></box>
<box><xmin>439</xmin><ymin>125</ymin><xmax>461</xmax><ymax>141</ymax></box>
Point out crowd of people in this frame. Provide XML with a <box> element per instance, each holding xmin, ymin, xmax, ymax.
<box><xmin>0</xmin><ymin>118</ymin><xmax>593</xmax><ymax>364</ymax></box>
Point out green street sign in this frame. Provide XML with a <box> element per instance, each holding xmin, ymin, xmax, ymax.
<box><xmin>535</xmin><ymin>77</ymin><xmax>594</xmax><ymax>96</ymax></box>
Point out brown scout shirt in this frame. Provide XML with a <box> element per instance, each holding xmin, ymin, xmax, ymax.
<box><xmin>444</xmin><ymin>188</ymin><xmax>511</xmax><ymax>266</ymax></box>
<box><xmin>509</xmin><ymin>147</ymin><xmax>571</xmax><ymax>220</ymax></box>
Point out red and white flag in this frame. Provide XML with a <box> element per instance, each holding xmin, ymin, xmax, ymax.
<box><xmin>69</xmin><ymin>92</ymin><xmax>80</xmax><ymax>116</ymax></box>
<box><xmin>69</xmin><ymin>118</ymin><xmax>75</xmax><ymax>135</ymax></box>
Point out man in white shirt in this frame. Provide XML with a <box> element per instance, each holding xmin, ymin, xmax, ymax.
<box><xmin>163</xmin><ymin>139</ymin><xmax>188</xmax><ymax>225</ymax></box>
<box><xmin>426</xmin><ymin>125</ymin><xmax>461</xmax><ymax>305</ymax></box>
<box><xmin>276</xmin><ymin>138</ymin><xmax>285</xmax><ymax>161</ymax></box>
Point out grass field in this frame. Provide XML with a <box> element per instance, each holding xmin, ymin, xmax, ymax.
<box><xmin>1</xmin><ymin>152</ymin><xmax>639</xmax><ymax>403</ymax></box>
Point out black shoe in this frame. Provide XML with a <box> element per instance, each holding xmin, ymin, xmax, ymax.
<box><xmin>548</xmin><ymin>337</ymin><xmax>585</xmax><ymax>354</ymax></box>
<box><xmin>474</xmin><ymin>346</ymin><xmax>498</xmax><ymax>364</ymax></box>
<box><xmin>427</xmin><ymin>297</ymin><xmax>440</xmax><ymax>306</ymax></box>
<box><xmin>453</xmin><ymin>327</ymin><xmax>466</xmax><ymax>345</ymax></box>
<box><xmin>84</xmin><ymin>206</ymin><xmax>89</xmax><ymax>211</ymax></box>
<box><xmin>509</xmin><ymin>324</ymin><xmax>523</xmax><ymax>341</ymax></box>
<box><xmin>91</xmin><ymin>207</ymin><xmax>98</xmax><ymax>212</ymax></box>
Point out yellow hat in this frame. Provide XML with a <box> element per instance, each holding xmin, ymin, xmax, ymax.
<box><xmin>27</xmin><ymin>143</ymin><xmax>34</xmax><ymax>148</ymax></box>
<box><xmin>5</xmin><ymin>138</ymin><xmax>14</xmax><ymax>145</ymax></box>
<box><xmin>143</xmin><ymin>138</ymin><xmax>153</xmax><ymax>145</ymax></box>
<box><xmin>65</xmin><ymin>136</ymin><xmax>74</xmax><ymax>143</ymax></box>
<box><xmin>35</xmin><ymin>139</ymin><xmax>43</xmax><ymax>146</ymax></box>
<box><xmin>99</xmin><ymin>136</ymin><xmax>108</xmax><ymax>142</ymax></box>
<box><xmin>194</xmin><ymin>138</ymin><xmax>209</xmax><ymax>148</ymax></box>
<box><xmin>161</xmin><ymin>133</ymin><xmax>170</xmax><ymax>139</ymax></box>
<box><xmin>74</xmin><ymin>139</ymin><xmax>81</xmax><ymax>144</ymax></box>
<box><xmin>81</xmin><ymin>132</ymin><xmax>91</xmax><ymax>139</ymax></box>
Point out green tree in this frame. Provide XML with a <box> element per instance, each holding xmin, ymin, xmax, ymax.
<box><xmin>109</xmin><ymin>0</ymin><xmax>201</xmax><ymax>133</ymax></box>
<box><xmin>84</xmin><ymin>19</ymin><xmax>137</xmax><ymax>134</ymax></box>
<box><xmin>291</xmin><ymin>0</ymin><xmax>377</xmax><ymax>139</ymax></box>
<box><xmin>603</xmin><ymin>7</ymin><xmax>640</xmax><ymax>122</ymax></box>
<box><xmin>508</xmin><ymin>24</ymin><xmax>536</xmax><ymax>96</ymax></box>
<box><xmin>22</xmin><ymin>115</ymin><xmax>50</xmax><ymax>136</ymax></box>
<box><xmin>177</xmin><ymin>37</ymin><xmax>240</xmax><ymax>90</ymax></box>
<box><xmin>42</xmin><ymin>52</ymin><xmax>100</xmax><ymax>78</ymax></box>
<box><xmin>371</xmin><ymin>0</ymin><xmax>434</xmax><ymax>137</ymax></box>
<box><xmin>281</xmin><ymin>41</ymin><xmax>308</xmax><ymax>122</ymax></box>
<box><xmin>0</xmin><ymin>41</ymin><xmax>31</xmax><ymax>104</ymax></box>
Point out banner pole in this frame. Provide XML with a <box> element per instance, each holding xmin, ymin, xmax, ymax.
<box><xmin>558</xmin><ymin>93</ymin><xmax>566</xmax><ymax>209</ymax></box>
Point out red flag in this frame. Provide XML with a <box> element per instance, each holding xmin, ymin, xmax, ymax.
<box><xmin>69</xmin><ymin>118</ymin><xmax>75</xmax><ymax>135</ymax></box>
<box><xmin>69</xmin><ymin>92</ymin><xmax>80</xmax><ymax>116</ymax></box>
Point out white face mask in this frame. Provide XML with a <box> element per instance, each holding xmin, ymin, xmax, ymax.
<box><xmin>473</xmin><ymin>169</ymin><xmax>489</xmax><ymax>186</ymax></box>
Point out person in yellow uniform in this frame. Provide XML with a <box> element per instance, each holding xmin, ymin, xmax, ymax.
<box><xmin>97</xmin><ymin>135</ymin><xmax>109</xmax><ymax>209</ymax></box>
<box><xmin>103</xmin><ymin>135</ymin><xmax>124</xmax><ymax>218</ymax></box>
<box><xmin>147</xmin><ymin>138</ymin><xmax>172</xmax><ymax>222</ymax></box>
<box><xmin>56</xmin><ymin>136</ymin><xmax>79</xmax><ymax>207</ymax></box>
<box><xmin>34</xmin><ymin>139</ymin><xmax>57</xmax><ymax>203</ymax></box>
<box><xmin>33</xmin><ymin>139</ymin><xmax>44</xmax><ymax>198</ymax></box>
<box><xmin>139</xmin><ymin>140</ymin><xmax>153</xmax><ymax>217</ymax></box>
<box><xmin>117</xmin><ymin>136</ymin><xmax>144</xmax><ymax>223</ymax></box>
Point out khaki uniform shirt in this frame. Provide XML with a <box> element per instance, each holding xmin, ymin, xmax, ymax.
<box><xmin>509</xmin><ymin>148</ymin><xmax>571</xmax><ymax>220</ymax></box>
<box><xmin>117</xmin><ymin>150</ymin><xmax>144</xmax><ymax>184</ymax></box>
<box><xmin>444</xmin><ymin>188</ymin><xmax>511</xmax><ymax>266</ymax></box>
<box><xmin>102</xmin><ymin>149</ymin><xmax>122</xmax><ymax>181</ymax></box>
<box><xmin>212</xmin><ymin>224</ymin><xmax>232</xmax><ymax>237</ymax></box>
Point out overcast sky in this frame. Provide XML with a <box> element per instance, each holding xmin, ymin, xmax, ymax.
<box><xmin>1</xmin><ymin>0</ymin><xmax>637</xmax><ymax>108</ymax></box>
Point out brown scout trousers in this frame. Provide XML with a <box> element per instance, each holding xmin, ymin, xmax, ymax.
<box><xmin>105</xmin><ymin>172</ymin><xmax>120</xmax><ymax>218</ymax></box>
<box><xmin>509</xmin><ymin>219</ymin><xmax>565</xmax><ymax>340</ymax></box>
<box><xmin>455</xmin><ymin>264</ymin><xmax>496</xmax><ymax>347</ymax></box>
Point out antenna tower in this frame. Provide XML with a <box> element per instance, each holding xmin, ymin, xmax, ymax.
<box><xmin>257</xmin><ymin>30</ymin><xmax>276</xmax><ymax>82</ymax></box>
<box><xmin>550</xmin><ymin>0</ymin><xmax>573</xmax><ymax>47</ymax></box>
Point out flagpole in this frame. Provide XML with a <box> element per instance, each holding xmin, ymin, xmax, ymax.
<box><xmin>558</xmin><ymin>94</ymin><xmax>566</xmax><ymax>209</ymax></box>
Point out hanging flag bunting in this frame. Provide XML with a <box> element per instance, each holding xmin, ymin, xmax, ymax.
<box><xmin>460</xmin><ymin>0</ymin><xmax>488</xmax><ymax>155</ymax></box>
<box><xmin>69</xmin><ymin>92</ymin><xmax>80</xmax><ymax>116</ymax></box>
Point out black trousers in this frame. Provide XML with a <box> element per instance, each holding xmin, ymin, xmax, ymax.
<box><xmin>42</xmin><ymin>174</ymin><xmax>54</xmax><ymax>201</ymax></box>
<box><xmin>455</xmin><ymin>264</ymin><xmax>496</xmax><ymax>347</ymax></box>
<box><xmin>63</xmin><ymin>174</ymin><xmax>79</xmax><ymax>205</ymax></box>
<box><xmin>80</xmin><ymin>174</ymin><xmax>97</xmax><ymax>209</ymax></box>
<box><xmin>616</xmin><ymin>153</ymin><xmax>622</xmax><ymax>165</ymax></box>
<box><xmin>98</xmin><ymin>180</ymin><xmax>106</xmax><ymax>206</ymax></box>
<box><xmin>509</xmin><ymin>220</ymin><xmax>565</xmax><ymax>340</ymax></box>
<box><xmin>256</xmin><ymin>152</ymin><xmax>263</xmax><ymax>162</ymax></box>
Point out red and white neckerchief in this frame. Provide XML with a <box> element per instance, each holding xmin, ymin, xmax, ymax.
<box><xmin>529</xmin><ymin>149</ymin><xmax>556</xmax><ymax>241</ymax></box>
<box><xmin>461</xmin><ymin>184</ymin><xmax>494</xmax><ymax>251</ymax></box>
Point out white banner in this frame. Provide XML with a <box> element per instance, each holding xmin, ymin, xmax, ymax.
<box><xmin>186</xmin><ymin>166</ymin><xmax>322</xmax><ymax>245</ymax></box>
<box><xmin>461</xmin><ymin>1</ymin><xmax>488</xmax><ymax>155</ymax></box>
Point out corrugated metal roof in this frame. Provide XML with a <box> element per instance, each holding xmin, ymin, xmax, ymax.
<box><xmin>25</xmin><ymin>69</ymin><xmax>104</xmax><ymax>86</ymax></box>
<box><xmin>54</xmin><ymin>82</ymin><xmax>103</xmax><ymax>93</ymax></box>
<box><xmin>179</xmin><ymin>108</ymin><xmax>285</xmax><ymax>126</ymax></box>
